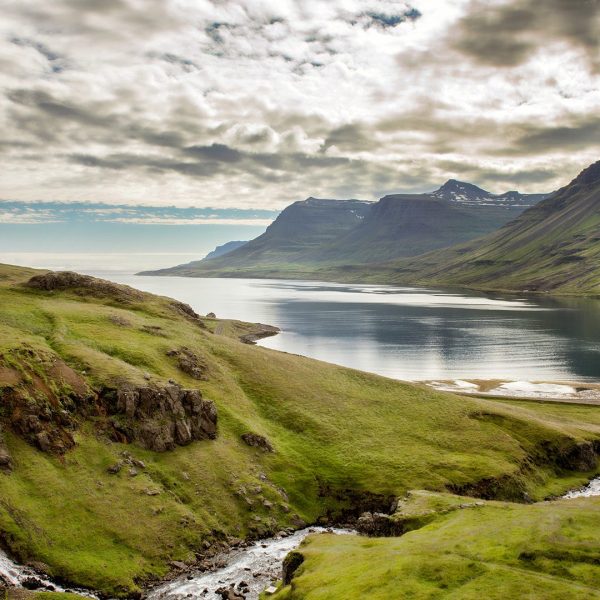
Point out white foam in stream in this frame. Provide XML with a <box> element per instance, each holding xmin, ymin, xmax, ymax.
<box><xmin>563</xmin><ymin>478</ymin><xmax>600</xmax><ymax>499</ymax></box>
<box><xmin>148</xmin><ymin>528</ymin><xmax>353</xmax><ymax>600</ymax></box>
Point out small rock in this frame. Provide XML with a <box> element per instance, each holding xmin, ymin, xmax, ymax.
<box><xmin>129</xmin><ymin>467</ymin><xmax>139</xmax><ymax>477</ymax></box>
<box><xmin>146</xmin><ymin>488</ymin><xmax>161</xmax><ymax>496</ymax></box>
<box><xmin>107</xmin><ymin>461</ymin><xmax>123</xmax><ymax>474</ymax></box>
<box><xmin>170</xmin><ymin>560</ymin><xmax>187</xmax><ymax>570</ymax></box>
<box><xmin>206</xmin><ymin>312</ymin><xmax>216</xmax><ymax>318</ymax></box>
<box><xmin>240</xmin><ymin>433</ymin><xmax>274</xmax><ymax>453</ymax></box>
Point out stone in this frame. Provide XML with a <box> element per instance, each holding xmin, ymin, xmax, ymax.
<box><xmin>282</xmin><ymin>551</ymin><xmax>305</xmax><ymax>585</ymax></box>
<box><xmin>107</xmin><ymin>461</ymin><xmax>123</xmax><ymax>474</ymax></box>
<box><xmin>240</xmin><ymin>433</ymin><xmax>274</xmax><ymax>453</ymax></box>
<box><xmin>206</xmin><ymin>312</ymin><xmax>216</xmax><ymax>318</ymax></box>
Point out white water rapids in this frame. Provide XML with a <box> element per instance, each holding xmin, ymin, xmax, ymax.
<box><xmin>147</xmin><ymin>528</ymin><xmax>352</xmax><ymax>600</ymax></box>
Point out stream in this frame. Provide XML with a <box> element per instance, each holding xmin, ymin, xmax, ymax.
<box><xmin>1</xmin><ymin>479</ymin><xmax>599</xmax><ymax>599</ymax></box>
<box><xmin>147</xmin><ymin>528</ymin><xmax>352</xmax><ymax>600</ymax></box>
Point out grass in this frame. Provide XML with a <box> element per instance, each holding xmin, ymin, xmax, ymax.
<box><xmin>0</xmin><ymin>263</ymin><xmax>600</xmax><ymax>596</ymax></box>
<box><xmin>271</xmin><ymin>494</ymin><xmax>600</xmax><ymax>599</ymax></box>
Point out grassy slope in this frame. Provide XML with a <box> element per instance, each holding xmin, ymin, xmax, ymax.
<box><xmin>1</xmin><ymin>264</ymin><xmax>600</xmax><ymax>595</ymax></box>
<box><xmin>271</xmin><ymin>494</ymin><xmax>600</xmax><ymax>600</ymax></box>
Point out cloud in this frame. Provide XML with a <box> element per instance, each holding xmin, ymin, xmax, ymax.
<box><xmin>0</xmin><ymin>0</ymin><xmax>599</xmax><ymax>208</ymax></box>
<box><xmin>453</xmin><ymin>0</ymin><xmax>600</xmax><ymax>70</ymax></box>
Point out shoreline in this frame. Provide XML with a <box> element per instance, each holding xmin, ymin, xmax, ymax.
<box><xmin>424</xmin><ymin>379</ymin><xmax>600</xmax><ymax>404</ymax></box>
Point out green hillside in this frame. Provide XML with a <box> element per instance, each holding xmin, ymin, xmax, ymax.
<box><xmin>0</xmin><ymin>264</ymin><xmax>599</xmax><ymax>596</ymax></box>
<box><xmin>379</xmin><ymin>160</ymin><xmax>600</xmax><ymax>295</ymax></box>
<box><xmin>271</xmin><ymin>492</ymin><xmax>600</xmax><ymax>599</ymax></box>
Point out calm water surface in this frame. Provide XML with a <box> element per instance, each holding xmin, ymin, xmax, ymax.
<box><xmin>92</xmin><ymin>274</ymin><xmax>600</xmax><ymax>382</ymax></box>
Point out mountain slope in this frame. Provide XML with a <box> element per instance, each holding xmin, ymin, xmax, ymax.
<box><xmin>142</xmin><ymin>181</ymin><xmax>546</xmax><ymax>278</ymax></box>
<box><xmin>309</xmin><ymin>189</ymin><xmax>536</xmax><ymax>263</ymax></box>
<box><xmin>141</xmin><ymin>197</ymin><xmax>372</xmax><ymax>277</ymax></box>
<box><xmin>1</xmin><ymin>264</ymin><xmax>600</xmax><ymax>595</ymax></box>
<box><xmin>204</xmin><ymin>240</ymin><xmax>247</xmax><ymax>260</ymax></box>
<box><xmin>380</xmin><ymin>160</ymin><xmax>600</xmax><ymax>294</ymax></box>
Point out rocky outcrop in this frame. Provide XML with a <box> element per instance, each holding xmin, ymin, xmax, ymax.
<box><xmin>166</xmin><ymin>347</ymin><xmax>208</xmax><ymax>380</ymax></box>
<box><xmin>169</xmin><ymin>301</ymin><xmax>207</xmax><ymax>328</ymax></box>
<box><xmin>556</xmin><ymin>440</ymin><xmax>598</xmax><ymax>472</ymax></box>
<box><xmin>356</xmin><ymin>512</ymin><xmax>405</xmax><ymax>536</ymax></box>
<box><xmin>282</xmin><ymin>551</ymin><xmax>304</xmax><ymax>585</ymax></box>
<box><xmin>25</xmin><ymin>271</ymin><xmax>143</xmax><ymax>303</ymax></box>
<box><xmin>0</xmin><ymin>348</ymin><xmax>92</xmax><ymax>455</ymax></box>
<box><xmin>241</xmin><ymin>433</ymin><xmax>273</xmax><ymax>452</ymax></box>
<box><xmin>239</xmin><ymin>324</ymin><xmax>280</xmax><ymax>345</ymax></box>
<box><xmin>103</xmin><ymin>383</ymin><xmax>217</xmax><ymax>452</ymax></box>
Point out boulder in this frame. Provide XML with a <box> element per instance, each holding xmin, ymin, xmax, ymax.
<box><xmin>241</xmin><ymin>433</ymin><xmax>274</xmax><ymax>453</ymax></box>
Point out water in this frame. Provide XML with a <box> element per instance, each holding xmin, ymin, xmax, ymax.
<box><xmin>563</xmin><ymin>477</ymin><xmax>600</xmax><ymax>499</ymax></box>
<box><xmin>148</xmin><ymin>528</ymin><xmax>352</xmax><ymax>600</ymax></box>
<box><xmin>92</xmin><ymin>274</ymin><xmax>600</xmax><ymax>382</ymax></box>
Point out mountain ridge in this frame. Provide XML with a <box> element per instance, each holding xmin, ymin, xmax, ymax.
<box><xmin>141</xmin><ymin>179</ymin><xmax>547</xmax><ymax>277</ymax></box>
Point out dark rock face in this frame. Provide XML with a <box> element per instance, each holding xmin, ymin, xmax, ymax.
<box><xmin>282</xmin><ymin>551</ymin><xmax>304</xmax><ymax>585</ymax></box>
<box><xmin>241</xmin><ymin>433</ymin><xmax>274</xmax><ymax>453</ymax></box>
<box><xmin>104</xmin><ymin>384</ymin><xmax>217</xmax><ymax>452</ymax></box>
<box><xmin>26</xmin><ymin>271</ymin><xmax>143</xmax><ymax>303</ymax></box>
<box><xmin>356</xmin><ymin>511</ymin><xmax>404</xmax><ymax>536</ymax></box>
<box><xmin>0</xmin><ymin>426</ymin><xmax>12</xmax><ymax>471</ymax></box>
<box><xmin>557</xmin><ymin>441</ymin><xmax>598</xmax><ymax>472</ymax></box>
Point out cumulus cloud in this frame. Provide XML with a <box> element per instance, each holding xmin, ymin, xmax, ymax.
<box><xmin>0</xmin><ymin>0</ymin><xmax>599</xmax><ymax>209</ymax></box>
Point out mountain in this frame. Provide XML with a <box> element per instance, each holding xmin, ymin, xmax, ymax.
<box><xmin>1</xmin><ymin>263</ymin><xmax>599</xmax><ymax>597</ymax></box>
<box><xmin>383</xmin><ymin>160</ymin><xmax>600</xmax><ymax>294</ymax></box>
<box><xmin>204</xmin><ymin>240</ymin><xmax>247</xmax><ymax>260</ymax></box>
<box><xmin>141</xmin><ymin>197</ymin><xmax>372</xmax><ymax>277</ymax></box>
<box><xmin>142</xmin><ymin>181</ymin><xmax>546</xmax><ymax>278</ymax></box>
<box><xmin>432</xmin><ymin>179</ymin><xmax>548</xmax><ymax>208</ymax></box>
<box><xmin>308</xmin><ymin>184</ymin><xmax>542</xmax><ymax>263</ymax></box>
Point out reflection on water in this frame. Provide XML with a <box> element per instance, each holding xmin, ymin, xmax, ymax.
<box><xmin>94</xmin><ymin>274</ymin><xmax>600</xmax><ymax>382</ymax></box>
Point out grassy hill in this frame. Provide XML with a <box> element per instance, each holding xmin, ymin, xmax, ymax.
<box><xmin>0</xmin><ymin>264</ymin><xmax>599</xmax><ymax>596</ymax></box>
<box><xmin>270</xmin><ymin>492</ymin><xmax>600</xmax><ymax>599</ymax></box>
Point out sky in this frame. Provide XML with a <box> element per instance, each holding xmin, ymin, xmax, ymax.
<box><xmin>0</xmin><ymin>0</ymin><xmax>599</xmax><ymax>270</ymax></box>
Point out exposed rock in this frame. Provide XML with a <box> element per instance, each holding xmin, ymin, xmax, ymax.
<box><xmin>241</xmin><ymin>433</ymin><xmax>274</xmax><ymax>453</ymax></box>
<box><xmin>356</xmin><ymin>511</ymin><xmax>404</xmax><ymax>536</ymax></box>
<box><xmin>206</xmin><ymin>312</ymin><xmax>216</xmax><ymax>318</ymax></box>
<box><xmin>0</xmin><ymin>426</ymin><xmax>12</xmax><ymax>471</ymax></box>
<box><xmin>215</xmin><ymin>584</ymin><xmax>245</xmax><ymax>599</ymax></box>
<box><xmin>239</xmin><ymin>324</ymin><xmax>280</xmax><ymax>345</ymax></box>
<box><xmin>103</xmin><ymin>383</ymin><xmax>217</xmax><ymax>452</ymax></box>
<box><xmin>169</xmin><ymin>301</ymin><xmax>207</xmax><ymax>328</ymax></box>
<box><xmin>282</xmin><ymin>551</ymin><xmax>304</xmax><ymax>585</ymax></box>
<box><xmin>557</xmin><ymin>441</ymin><xmax>597</xmax><ymax>472</ymax></box>
<box><xmin>26</xmin><ymin>271</ymin><xmax>143</xmax><ymax>303</ymax></box>
<box><xmin>107</xmin><ymin>462</ymin><xmax>123</xmax><ymax>474</ymax></box>
<box><xmin>167</xmin><ymin>347</ymin><xmax>208</xmax><ymax>380</ymax></box>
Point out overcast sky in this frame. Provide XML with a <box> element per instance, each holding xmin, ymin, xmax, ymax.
<box><xmin>2</xmin><ymin>0</ymin><xmax>600</xmax><ymax>209</ymax></box>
